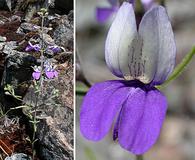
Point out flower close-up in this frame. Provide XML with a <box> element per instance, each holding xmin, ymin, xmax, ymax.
<box><xmin>80</xmin><ymin>1</ymin><xmax>176</xmax><ymax>155</ymax></box>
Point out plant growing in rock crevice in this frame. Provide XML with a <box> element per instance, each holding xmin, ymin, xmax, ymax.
<box><xmin>23</xmin><ymin>8</ymin><xmax>60</xmax><ymax>159</ymax></box>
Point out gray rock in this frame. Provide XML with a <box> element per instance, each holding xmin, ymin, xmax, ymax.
<box><xmin>3</xmin><ymin>41</ymin><xmax>18</xmax><ymax>55</ymax></box>
<box><xmin>0</xmin><ymin>36</ymin><xmax>7</xmax><ymax>42</ymax></box>
<box><xmin>5</xmin><ymin>153</ymin><xmax>32</xmax><ymax>160</ymax></box>
<box><xmin>0</xmin><ymin>0</ymin><xmax>7</xmax><ymax>9</ymax></box>
<box><xmin>0</xmin><ymin>20</ymin><xmax>4</xmax><ymax>25</ymax></box>
<box><xmin>54</xmin><ymin>0</ymin><xmax>73</xmax><ymax>14</ymax></box>
<box><xmin>53</xmin><ymin>14</ymin><xmax>73</xmax><ymax>50</ymax></box>
<box><xmin>16</xmin><ymin>23</ymin><xmax>40</xmax><ymax>34</ymax></box>
<box><xmin>1</xmin><ymin>50</ymin><xmax>36</xmax><ymax>96</ymax></box>
<box><xmin>0</xmin><ymin>42</ymin><xmax>5</xmax><ymax>51</ymax></box>
<box><xmin>9</xmin><ymin>15</ymin><xmax>21</xmax><ymax>22</ymax></box>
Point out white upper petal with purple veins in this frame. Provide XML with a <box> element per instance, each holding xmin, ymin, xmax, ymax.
<box><xmin>139</xmin><ymin>6</ymin><xmax>176</xmax><ymax>85</ymax></box>
<box><xmin>105</xmin><ymin>2</ymin><xmax>137</xmax><ymax>78</ymax></box>
<box><xmin>105</xmin><ymin>2</ymin><xmax>176</xmax><ymax>85</ymax></box>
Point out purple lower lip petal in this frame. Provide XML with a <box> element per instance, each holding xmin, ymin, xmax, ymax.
<box><xmin>32</xmin><ymin>72</ymin><xmax>41</xmax><ymax>80</ymax></box>
<box><xmin>34</xmin><ymin>46</ymin><xmax>41</xmax><ymax>52</ymax></box>
<box><xmin>80</xmin><ymin>80</ymin><xmax>167</xmax><ymax>154</ymax></box>
<box><xmin>25</xmin><ymin>45</ymin><xmax>33</xmax><ymax>52</ymax></box>
<box><xmin>80</xmin><ymin>80</ymin><xmax>130</xmax><ymax>141</ymax></box>
<box><xmin>45</xmin><ymin>70</ymin><xmax>58</xmax><ymax>79</ymax></box>
<box><xmin>25</xmin><ymin>43</ymin><xmax>41</xmax><ymax>52</ymax></box>
<box><xmin>118</xmin><ymin>88</ymin><xmax>167</xmax><ymax>154</ymax></box>
<box><xmin>48</xmin><ymin>46</ymin><xmax>61</xmax><ymax>53</ymax></box>
<box><xmin>46</xmin><ymin>71</ymin><xmax>54</xmax><ymax>79</ymax></box>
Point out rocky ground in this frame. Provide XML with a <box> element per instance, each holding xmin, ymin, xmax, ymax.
<box><xmin>0</xmin><ymin>0</ymin><xmax>73</xmax><ymax>159</ymax></box>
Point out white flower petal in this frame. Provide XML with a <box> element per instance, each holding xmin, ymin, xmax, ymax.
<box><xmin>138</xmin><ymin>5</ymin><xmax>176</xmax><ymax>84</ymax></box>
<box><xmin>105</xmin><ymin>2</ymin><xmax>137</xmax><ymax>79</ymax></box>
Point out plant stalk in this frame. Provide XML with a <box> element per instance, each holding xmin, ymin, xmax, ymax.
<box><xmin>136</xmin><ymin>155</ymin><xmax>144</xmax><ymax>160</ymax></box>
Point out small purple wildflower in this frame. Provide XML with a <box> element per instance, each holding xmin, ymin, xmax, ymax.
<box><xmin>25</xmin><ymin>42</ymin><xmax>41</xmax><ymax>52</ymax></box>
<box><xmin>32</xmin><ymin>66</ymin><xmax>41</xmax><ymax>80</ymax></box>
<box><xmin>32</xmin><ymin>62</ymin><xmax>58</xmax><ymax>80</ymax></box>
<box><xmin>45</xmin><ymin>70</ymin><xmax>58</xmax><ymax>79</ymax></box>
<box><xmin>48</xmin><ymin>45</ymin><xmax>61</xmax><ymax>53</ymax></box>
<box><xmin>44</xmin><ymin>61</ymin><xmax>58</xmax><ymax>79</ymax></box>
<box><xmin>80</xmin><ymin>2</ymin><xmax>176</xmax><ymax>155</ymax></box>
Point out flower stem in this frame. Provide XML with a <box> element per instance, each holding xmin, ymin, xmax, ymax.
<box><xmin>159</xmin><ymin>0</ymin><xmax>165</xmax><ymax>6</ymax></box>
<box><xmin>40</xmin><ymin>14</ymin><xmax>45</xmax><ymax>94</ymax></box>
<box><xmin>136</xmin><ymin>155</ymin><xmax>144</xmax><ymax>160</ymax></box>
<box><xmin>157</xmin><ymin>46</ymin><xmax>195</xmax><ymax>89</ymax></box>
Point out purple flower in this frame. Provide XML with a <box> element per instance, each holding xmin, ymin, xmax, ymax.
<box><xmin>80</xmin><ymin>2</ymin><xmax>176</xmax><ymax>155</ymax></box>
<box><xmin>25</xmin><ymin>42</ymin><xmax>41</xmax><ymax>52</ymax></box>
<box><xmin>96</xmin><ymin>0</ymin><xmax>154</xmax><ymax>23</ymax></box>
<box><xmin>44</xmin><ymin>61</ymin><xmax>58</xmax><ymax>79</ymax></box>
<box><xmin>32</xmin><ymin>66</ymin><xmax>41</xmax><ymax>80</ymax></box>
<box><xmin>32</xmin><ymin>62</ymin><xmax>58</xmax><ymax>80</ymax></box>
<box><xmin>45</xmin><ymin>70</ymin><xmax>58</xmax><ymax>79</ymax></box>
<box><xmin>47</xmin><ymin>45</ymin><xmax>61</xmax><ymax>53</ymax></box>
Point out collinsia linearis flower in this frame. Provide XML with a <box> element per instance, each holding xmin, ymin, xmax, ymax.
<box><xmin>44</xmin><ymin>61</ymin><xmax>58</xmax><ymax>79</ymax></box>
<box><xmin>25</xmin><ymin>42</ymin><xmax>61</xmax><ymax>54</ymax></box>
<box><xmin>25</xmin><ymin>42</ymin><xmax>41</xmax><ymax>52</ymax></box>
<box><xmin>96</xmin><ymin>0</ymin><xmax>154</xmax><ymax>23</ymax></box>
<box><xmin>32</xmin><ymin>66</ymin><xmax>41</xmax><ymax>80</ymax></box>
<box><xmin>45</xmin><ymin>67</ymin><xmax>58</xmax><ymax>79</ymax></box>
<box><xmin>47</xmin><ymin>45</ymin><xmax>61</xmax><ymax>53</ymax></box>
<box><xmin>32</xmin><ymin>62</ymin><xmax>58</xmax><ymax>80</ymax></box>
<box><xmin>80</xmin><ymin>2</ymin><xmax>176</xmax><ymax>155</ymax></box>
